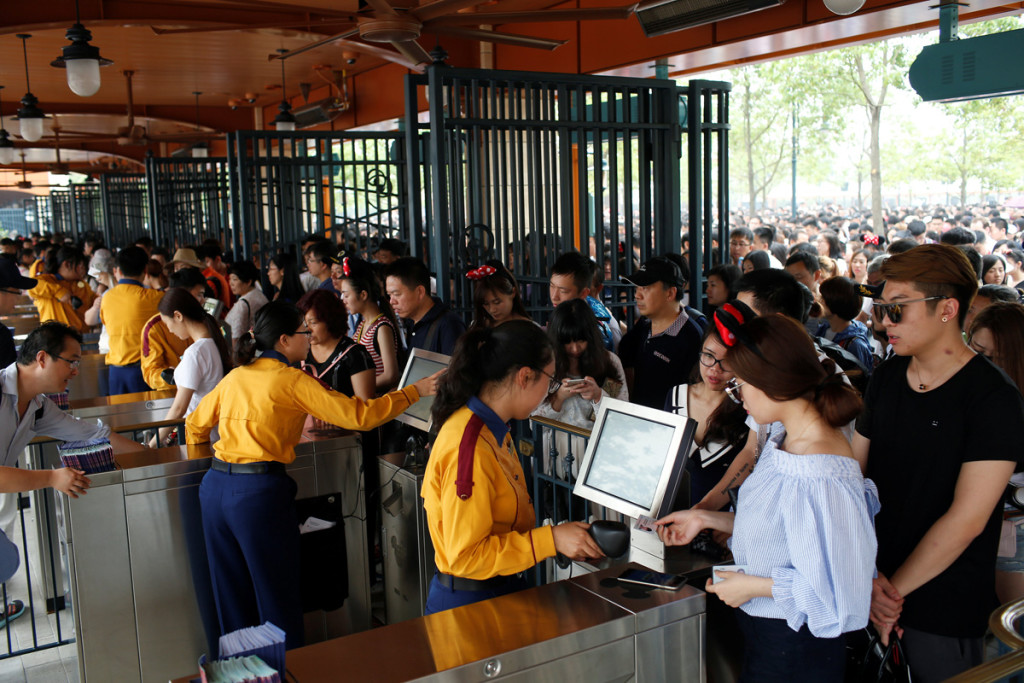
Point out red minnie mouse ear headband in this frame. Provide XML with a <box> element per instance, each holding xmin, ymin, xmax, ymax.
<box><xmin>466</xmin><ymin>265</ymin><xmax>497</xmax><ymax>280</ymax></box>
<box><xmin>713</xmin><ymin>301</ymin><xmax>764</xmax><ymax>359</ymax></box>
<box><xmin>862</xmin><ymin>233</ymin><xmax>880</xmax><ymax>246</ymax></box>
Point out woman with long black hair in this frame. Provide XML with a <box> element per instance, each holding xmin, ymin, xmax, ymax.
<box><xmin>150</xmin><ymin>288</ymin><xmax>233</xmax><ymax>447</ymax></box>
<box><xmin>265</xmin><ymin>253</ymin><xmax>305</xmax><ymax>304</ymax></box>
<box><xmin>186</xmin><ymin>301</ymin><xmax>440</xmax><ymax>649</ymax></box>
<box><xmin>423</xmin><ymin>320</ymin><xmax>602</xmax><ymax>614</ymax></box>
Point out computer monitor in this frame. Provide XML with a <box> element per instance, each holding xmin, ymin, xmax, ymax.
<box><xmin>393</xmin><ymin>348</ymin><xmax>451</xmax><ymax>432</ymax></box>
<box><xmin>572</xmin><ymin>398</ymin><xmax>696</xmax><ymax>520</ymax></box>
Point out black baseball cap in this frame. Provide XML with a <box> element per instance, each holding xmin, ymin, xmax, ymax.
<box><xmin>0</xmin><ymin>257</ymin><xmax>35</xmax><ymax>291</ymax></box>
<box><xmin>621</xmin><ymin>256</ymin><xmax>685</xmax><ymax>289</ymax></box>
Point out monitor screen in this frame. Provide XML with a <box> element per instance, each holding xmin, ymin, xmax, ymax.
<box><xmin>394</xmin><ymin>349</ymin><xmax>451</xmax><ymax>431</ymax></box>
<box><xmin>571</xmin><ymin>398</ymin><xmax>695</xmax><ymax>519</ymax></box>
<box><xmin>582</xmin><ymin>410</ymin><xmax>678</xmax><ymax>510</ymax></box>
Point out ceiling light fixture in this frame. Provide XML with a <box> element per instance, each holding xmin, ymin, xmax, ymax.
<box><xmin>15</xmin><ymin>34</ymin><xmax>47</xmax><ymax>143</ymax></box>
<box><xmin>273</xmin><ymin>49</ymin><xmax>296</xmax><ymax>132</ymax></box>
<box><xmin>0</xmin><ymin>87</ymin><xmax>15</xmax><ymax>165</ymax></box>
<box><xmin>50</xmin><ymin>0</ymin><xmax>113</xmax><ymax>97</ymax></box>
<box><xmin>192</xmin><ymin>91</ymin><xmax>209</xmax><ymax>158</ymax></box>
<box><xmin>823</xmin><ymin>0</ymin><xmax>866</xmax><ymax>15</ymax></box>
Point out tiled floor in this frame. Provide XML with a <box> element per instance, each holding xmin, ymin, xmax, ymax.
<box><xmin>0</xmin><ymin>496</ymin><xmax>77</xmax><ymax>683</ymax></box>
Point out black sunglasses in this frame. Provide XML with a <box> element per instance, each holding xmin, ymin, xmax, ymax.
<box><xmin>871</xmin><ymin>296</ymin><xmax>947</xmax><ymax>324</ymax></box>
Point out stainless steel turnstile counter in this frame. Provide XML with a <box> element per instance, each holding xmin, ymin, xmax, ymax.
<box><xmin>379</xmin><ymin>459</ymin><xmax>435</xmax><ymax>624</ymax></box>
<box><xmin>172</xmin><ymin>564</ymin><xmax>706</xmax><ymax>683</ymax></box>
<box><xmin>61</xmin><ymin>431</ymin><xmax>371</xmax><ymax>683</ymax></box>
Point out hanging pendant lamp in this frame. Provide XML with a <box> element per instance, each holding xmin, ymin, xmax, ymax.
<box><xmin>273</xmin><ymin>49</ymin><xmax>297</xmax><ymax>132</ymax></box>
<box><xmin>15</xmin><ymin>34</ymin><xmax>47</xmax><ymax>143</ymax></box>
<box><xmin>0</xmin><ymin>86</ymin><xmax>16</xmax><ymax>166</ymax></box>
<box><xmin>50</xmin><ymin>0</ymin><xmax>113</xmax><ymax>97</ymax></box>
<box><xmin>191</xmin><ymin>92</ymin><xmax>209</xmax><ymax>158</ymax></box>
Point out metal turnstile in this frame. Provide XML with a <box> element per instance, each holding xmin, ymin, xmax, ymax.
<box><xmin>61</xmin><ymin>433</ymin><xmax>370</xmax><ymax>683</ymax></box>
<box><xmin>379</xmin><ymin>459</ymin><xmax>435</xmax><ymax>624</ymax></box>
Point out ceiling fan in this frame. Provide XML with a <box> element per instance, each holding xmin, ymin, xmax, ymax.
<box><xmin>53</xmin><ymin>71</ymin><xmax>225</xmax><ymax>147</ymax></box>
<box><xmin>0</xmin><ymin>152</ymin><xmax>74</xmax><ymax>189</ymax></box>
<box><xmin>150</xmin><ymin>0</ymin><xmax>636</xmax><ymax>72</ymax></box>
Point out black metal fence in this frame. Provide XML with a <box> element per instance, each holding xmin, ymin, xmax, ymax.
<box><xmin>100</xmin><ymin>174</ymin><xmax>149</xmax><ymax>249</ymax></box>
<box><xmin>230</xmin><ymin>131</ymin><xmax>407</xmax><ymax>263</ymax></box>
<box><xmin>147</xmin><ymin>156</ymin><xmax>234</xmax><ymax>256</ymax></box>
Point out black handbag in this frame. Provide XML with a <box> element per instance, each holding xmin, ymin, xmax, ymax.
<box><xmin>856</xmin><ymin>629</ymin><xmax>912</xmax><ymax>683</ymax></box>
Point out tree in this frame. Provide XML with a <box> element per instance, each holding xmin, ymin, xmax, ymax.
<box><xmin>729</xmin><ymin>63</ymin><xmax>789</xmax><ymax>213</ymax></box>
<box><xmin>830</xmin><ymin>42</ymin><xmax>910</xmax><ymax>226</ymax></box>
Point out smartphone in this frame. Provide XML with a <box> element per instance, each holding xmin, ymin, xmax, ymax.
<box><xmin>563</xmin><ymin>378</ymin><xmax>587</xmax><ymax>386</ymax></box>
<box><xmin>617</xmin><ymin>569</ymin><xmax>687</xmax><ymax>591</ymax></box>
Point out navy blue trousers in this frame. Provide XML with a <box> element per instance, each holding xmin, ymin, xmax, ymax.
<box><xmin>735</xmin><ymin>609</ymin><xmax>845</xmax><ymax>682</ymax></box>
<box><xmin>199</xmin><ymin>468</ymin><xmax>304</xmax><ymax>650</ymax></box>
<box><xmin>424</xmin><ymin>573</ymin><xmax>527</xmax><ymax>615</ymax></box>
<box><xmin>108</xmin><ymin>364</ymin><xmax>148</xmax><ymax>395</ymax></box>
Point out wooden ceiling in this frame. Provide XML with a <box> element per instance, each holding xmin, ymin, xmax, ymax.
<box><xmin>0</xmin><ymin>0</ymin><xmax>1020</xmax><ymax>174</ymax></box>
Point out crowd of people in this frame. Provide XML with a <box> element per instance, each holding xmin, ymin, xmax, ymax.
<box><xmin>2</xmin><ymin>199</ymin><xmax>1024</xmax><ymax>680</ymax></box>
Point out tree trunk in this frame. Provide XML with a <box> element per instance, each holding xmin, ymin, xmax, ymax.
<box><xmin>744</xmin><ymin>82</ymin><xmax>756</xmax><ymax>214</ymax></box>
<box><xmin>868</xmin><ymin>104</ymin><xmax>883</xmax><ymax>230</ymax></box>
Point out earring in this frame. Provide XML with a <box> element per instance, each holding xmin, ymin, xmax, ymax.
<box><xmin>941</xmin><ymin>316</ymin><xmax>948</xmax><ymax>323</ymax></box>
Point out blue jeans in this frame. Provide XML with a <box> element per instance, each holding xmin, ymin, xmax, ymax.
<box><xmin>735</xmin><ymin>610</ymin><xmax>845</xmax><ymax>682</ymax></box>
<box><xmin>199</xmin><ymin>468</ymin><xmax>304</xmax><ymax>650</ymax></box>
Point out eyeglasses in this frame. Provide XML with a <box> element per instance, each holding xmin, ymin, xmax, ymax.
<box><xmin>292</xmin><ymin>328</ymin><xmax>313</xmax><ymax>337</ymax></box>
<box><xmin>729</xmin><ymin>241</ymin><xmax>750</xmax><ymax>248</ymax></box>
<box><xmin>539</xmin><ymin>368</ymin><xmax>561</xmax><ymax>394</ymax></box>
<box><xmin>725</xmin><ymin>379</ymin><xmax>746</xmax><ymax>404</ymax></box>
<box><xmin>698</xmin><ymin>351</ymin><xmax>730</xmax><ymax>372</ymax></box>
<box><xmin>51</xmin><ymin>354</ymin><xmax>81</xmax><ymax>370</ymax></box>
<box><xmin>871</xmin><ymin>296</ymin><xmax>947</xmax><ymax>324</ymax></box>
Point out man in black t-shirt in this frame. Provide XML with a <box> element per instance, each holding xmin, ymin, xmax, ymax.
<box><xmin>617</xmin><ymin>257</ymin><xmax>702</xmax><ymax>410</ymax></box>
<box><xmin>854</xmin><ymin>245</ymin><xmax>1023</xmax><ymax>682</ymax></box>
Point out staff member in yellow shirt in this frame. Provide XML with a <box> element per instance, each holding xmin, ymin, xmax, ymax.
<box><xmin>100</xmin><ymin>246</ymin><xmax>164</xmax><ymax>395</ymax></box>
<box><xmin>140</xmin><ymin>268</ymin><xmax>205</xmax><ymax>390</ymax></box>
<box><xmin>423</xmin><ymin>321</ymin><xmax>602</xmax><ymax>615</ymax></box>
<box><xmin>186</xmin><ymin>301</ymin><xmax>440</xmax><ymax>650</ymax></box>
<box><xmin>28</xmin><ymin>246</ymin><xmax>95</xmax><ymax>333</ymax></box>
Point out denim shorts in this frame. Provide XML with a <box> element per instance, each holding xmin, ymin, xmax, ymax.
<box><xmin>996</xmin><ymin>519</ymin><xmax>1024</xmax><ymax>572</ymax></box>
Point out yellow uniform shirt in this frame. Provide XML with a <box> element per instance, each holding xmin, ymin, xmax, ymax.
<box><xmin>28</xmin><ymin>274</ymin><xmax>95</xmax><ymax>333</ymax></box>
<box><xmin>422</xmin><ymin>406</ymin><xmax>556</xmax><ymax>580</ymax></box>
<box><xmin>28</xmin><ymin>260</ymin><xmax>43</xmax><ymax>278</ymax></box>
<box><xmin>185</xmin><ymin>357</ymin><xmax>420</xmax><ymax>465</ymax></box>
<box><xmin>141</xmin><ymin>313</ymin><xmax>192</xmax><ymax>391</ymax></box>
<box><xmin>100</xmin><ymin>280</ymin><xmax>163</xmax><ymax>366</ymax></box>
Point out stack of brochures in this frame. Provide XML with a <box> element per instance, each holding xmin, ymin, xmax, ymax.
<box><xmin>57</xmin><ymin>438</ymin><xmax>115</xmax><ymax>474</ymax></box>
<box><xmin>218</xmin><ymin>622</ymin><xmax>286</xmax><ymax>676</ymax></box>
<box><xmin>200</xmin><ymin>655</ymin><xmax>279</xmax><ymax>683</ymax></box>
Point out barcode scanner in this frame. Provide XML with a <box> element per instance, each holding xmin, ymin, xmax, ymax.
<box><xmin>555</xmin><ymin>520</ymin><xmax>630</xmax><ymax>569</ymax></box>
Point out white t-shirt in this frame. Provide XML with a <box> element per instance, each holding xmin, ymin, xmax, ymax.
<box><xmin>176</xmin><ymin>337</ymin><xmax>224</xmax><ymax>417</ymax></box>
<box><xmin>224</xmin><ymin>287</ymin><xmax>269</xmax><ymax>340</ymax></box>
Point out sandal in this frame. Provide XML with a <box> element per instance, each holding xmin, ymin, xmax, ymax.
<box><xmin>0</xmin><ymin>600</ymin><xmax>25</xmax><ymax>629</ymax></box>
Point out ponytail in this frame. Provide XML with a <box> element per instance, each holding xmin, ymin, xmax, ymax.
<box><xmin>812</xmin><ymin>359</ymin><xmax>863</xmax><ymax>428</ymax></box>
<box><xmin>431</xmin><ymin>320</ymin><xmax>553</xmax><ymax>428</ymax></box>
<box><xmin>237</xmin><ymin>301</ymin><xmax>303</xmax><ymax>366</ymax></box>
<box><xmin>203</xmin><ymin>313</ymin><xmax>234</xmax><ymax>376</ymax></box>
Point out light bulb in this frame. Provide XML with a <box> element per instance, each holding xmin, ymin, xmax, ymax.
<box><xmin>275</xmin><ymin>120</ymin><xmax>296</xmax><ymax>132</ymax></box>
<box><xmin>823</xmin><ymin>0</ymin><xmax>865</xmax><ymax>15</ymax></box>
<box><xmin>0</xmin><ymin>147</ymin><xmax>14</xmax><ymax>166</ymax></box>
<box><xmin>20</xmin><ymin>118</ymin><xmax>44</xmax><ymax>142</ymax></box>
<box><xmin>66</xmin><ymin>59</ymin><xmax>101</xmax><ymax>97</ymax></box>
<box><xmin>192</xmin><ymin>145</ymin><xmax>209</xmax><ymax>158</ymax></box>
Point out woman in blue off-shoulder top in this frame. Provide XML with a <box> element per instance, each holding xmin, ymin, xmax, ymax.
<box><xmin>657</xmin><ymin>314</ymin><xmax>879</xmax><ymax>682</ymax></box>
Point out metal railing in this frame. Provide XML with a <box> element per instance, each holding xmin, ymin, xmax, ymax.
<box><xmin>947</xmin><ymin>598</ymin><xmax>1024</xmax><ymax>682</ymax></box>
<box><xmin>520</xmin><ymin>416</ymin><xmax>627</xmax><ymax>587</ymax></box>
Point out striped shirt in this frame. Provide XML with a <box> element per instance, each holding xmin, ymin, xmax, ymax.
<box><xmin>356</xmin><ymin>314</ymin><xmax>398</xmax><ymax>379</ymax></box>
<box><xmin>729</xmin><ymin>426</ymin><xmax>879</xmax><ymax>638</ymax></box>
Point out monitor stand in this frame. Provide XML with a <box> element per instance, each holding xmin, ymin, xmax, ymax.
<box><xmin>628</xmin><ymin>516</ymin><xmax>666</xmax><ymax>567</ymax></box>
